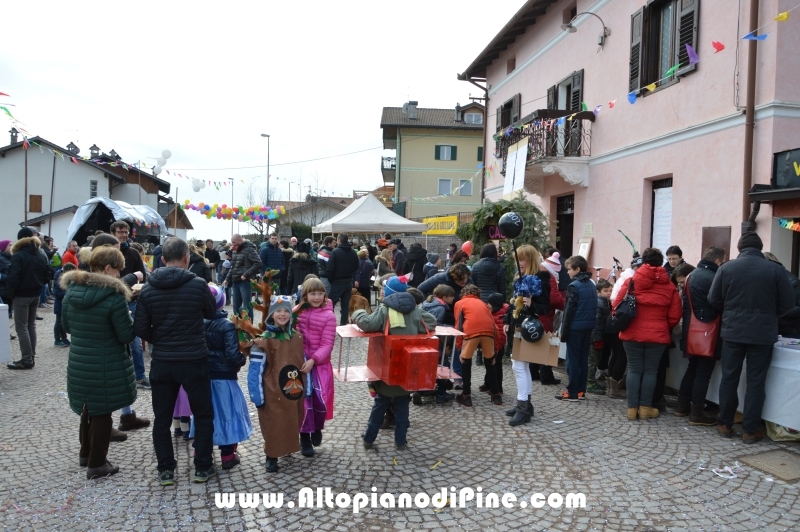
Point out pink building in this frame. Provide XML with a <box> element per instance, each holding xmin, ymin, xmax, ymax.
<box><xmin>459</xmin><ymin>0</ymin><xmax>800</xmax><ymax>273</ymax></box>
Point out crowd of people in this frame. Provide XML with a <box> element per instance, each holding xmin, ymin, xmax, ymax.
<box><xmin>1</xmin><ymin>223</ymin><xmax>798</xmax><ymax>483</ymax></box>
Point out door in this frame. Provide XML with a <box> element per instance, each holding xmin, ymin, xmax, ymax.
<box><xmin>556</xmin><ymin>194</ymin><xmax>575</xmax><ymax>257</ymax></box>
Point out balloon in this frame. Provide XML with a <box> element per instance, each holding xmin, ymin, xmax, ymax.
<box><xmin>162</xmin><ymin>150</ymin><xmax>172</xmax><ymax>160</ymax></box>
<box><xmin>213</xmin><ymin>204</ymin><xmax>219</xmax><ymax>209</ymax></box>
<box><xmin>498</xmin><ymin>212</ymin><xmax>524</xmax><ymax>239</ymax></box>
<box><xmin>198</xmin><ymin>202</ymin><xmax>205</xmax><ymax>209</ymax></box>
<box><xmin>520</xmin><ymin>318</ymin><xmax>544</xmax><ymax>343</ymax></box>
<box><xmin>192</xmin><ymin>185</ymin><xmax>200</xmax><ymax>192</ymax></box>
<box><xmin>221</xmin><ymin>204</ymin><xmax>227</xmax><ymax>209</ymax></box>
<box><xmin>156</xmin><ymin>157</ymin><xmax>166</xmax><ymax>167</ymax></box>
<box><xmin>153</xmin><ymin>166</ymin><xmax>162</xmax><ymax>175</ymax></box>
<box><xmin>184</xmin><ymin>199</ymin><xmax>190</xmax><ymax>204</ymax></box>
<box><xmin>461</xmin><ymin>241</ymin><xmax>473</xmax><ymax>255</ymax></box>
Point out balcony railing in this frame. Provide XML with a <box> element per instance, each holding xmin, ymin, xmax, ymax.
<box><xmin>381</xmin><ymin>157</ymin><xmax>396</xmax><ymax>171</ymax></box>
<box><xmin>494</xmin><ymin>111</ymin><xmax>592</xmax><ymax>175</ymax></box>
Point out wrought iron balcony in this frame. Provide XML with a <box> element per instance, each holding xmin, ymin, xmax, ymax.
<box><xmin>494</xmin><ymin>110</ymin><xmax>593</xmax><ymax>175</ymax></box>
<box><xmin>381</xmin><ymin>156</ymin><xmax>396</xmax><ymax>183</ymax></box>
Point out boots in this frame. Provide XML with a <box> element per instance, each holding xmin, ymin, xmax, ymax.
<box><xmin>606</xmin><ymin>378</ymin><xmax>627</xmax><ymax>400</ymax></box>
<box><xmin>509</xmin><ymin>400</ymin><xmax>532</xmax><ymax>426</ymax></box>
<box><xmin>627</xmin><ymin>408</ymin><xmax>638</xmax><ymax>421</ymax></box>
<box><xmin>119</xmin><ymin>412</ymin><xmax>151</xmax><ymax>431</ymax></box>
<box><xmin>506</xmin><ymin>395</ymin><xmax>533</xmax><ymax>416</ymax></box>
<box><xmin>87</xmin><ymin>461</ymin><xmax>119</xmax><ymax>480</ymax></box>
<box><xmin>300</xmin><ymin>433</ymin><xmax>315</xmax><ymax>457</ymax></box>
<box><xmin>688</xmin><ymin>403</ymin><xmax>717</xmax><ymax>426</ymax></box>
<box><xmin>110</xmin><ymin>427</ymin><xmax>128</xmax><ymax>442</ymax></box>
<box><xmin>674</xmin><ymin>396</ymin><xmax>691</xmax><ymax>417</ymax></box>
<box><xmin>638</xmin><ymin>406</ymin><xmax>660</xmax><ymax>420</ymax></box>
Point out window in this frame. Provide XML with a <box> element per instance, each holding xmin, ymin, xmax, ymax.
<box><xmin>495</xmin><ymin>93</ymin><xmax>521</xmax><ymax>131</ymax></box>
<box><xmin>650</xmin><ymin>178</ymin><xmax>673</xmax><ymax>250</ymax></box>
<box><xmin>435</xmin><ymin>145</ymin><xmax>457</xmax><ymax>161</ymax></box>
<box><xmin>629</xmin><ymin>0</ymin><xmax>700</xmax><ymax>93</ymax></box>
<box><xmin>90</xmin><ymin>180</ymin><xmax>98</xmax><ymax>198</ymax></box>
<box><xmin>29</xmin><ymin>194</ymin><xmax>42</xmax><ymax>212</ymax></box>
<box><xmin>506</xmin><ymin>57</ymin><xmax>516</xmax><ymax>74</ymax></box>
<box><xmin>438</xmin><ymin>179</ymin><xmax>452</xmax><ymax>196</ymax></box>
<box><xmin>465</xmin><ymin>113</ymin><xmax>483</xmax><ymax>125</ymax></box>
<box><xmin>477</xmin><ymin>146</ymin><xmax>484</xmax><ymax>161</ymax></box>
<box><xmin>459</xmin><ymin>179</ymin><xmax>473</xmax><ymax>196</ymax></box>
<box><xmin>547</xmin><ymin>70</ymin><xmax>584</xmax><ymax>112</ymax></box>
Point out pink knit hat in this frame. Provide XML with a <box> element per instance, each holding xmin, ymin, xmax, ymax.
<box><xmin>0</xmin><ymin>240</ymin><xmax>11</xmax><ymax>252</ymax></box>
<box><xmin>545</xmin><ymin>252</ymin><xmax>562</xmax><ymax>270</ymax></box>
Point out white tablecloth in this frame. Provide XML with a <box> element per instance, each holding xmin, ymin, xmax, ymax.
<box><xmin>666</xmin><ymin>340</ymin><xmax>800</xmax><ymax>429</ymax></box>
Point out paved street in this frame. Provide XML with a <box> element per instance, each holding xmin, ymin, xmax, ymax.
<box><xmin>1</xmin><ymin>307</ymin><xmax>799</xmax><ymax>531</ymax></box>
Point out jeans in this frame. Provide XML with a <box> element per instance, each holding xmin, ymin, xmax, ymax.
<box><xmin>231</xmin><ymin>281</ymin><xmax>253</xmax><ymax>322</ymax></box>
<box><xmin>565</xmin><ymin>330</ymin><xmax>591</xmax><ymax>397</ymax></box>
<box><xmin>364</xmin><ymin>393</ymin><xmax>411</xmax><ymax>446</ymax></box>
<box><xmin>328</xmin><ymin>279</ymin><xmax>353</xmax><ymax>326</ymax></box>
<box><xmin>624</xmin><ymin>341</ymin><xmax>666</xmax><ymax>408</ymax></box>
<box><xmin>39</xmin><ymin>284</ymin><xmax>49</xmax><ymax>305</ymax></box>
<box><xmin>150</xmin><ymin>358</ymin><xmax>214</xmax><ymax>472</ymax></box>
<box><xmin>717</xmin><ymin>341</ymin><xmax>773</xmax><ymax>434</ymax></box>
<box><xmin>321</xmin><ymin>277</ymin><xmax>331</xmax><ymax>294</ymax></box>
<box><xmin>679</xmin><ymin>355</ymin><xmax>717</xmax><ymax>405</ymax></box>
<box><xmin>13</xmin><ymin>296</ymin><xmax>39</xmax><ymax>365</ymax></box>
<box><xmin>512</xmin><ymin>359</ymin><xmax>532</xmax><ymax>401</ymax></box>
<box><xmin>54</xmin><ymin>313</ymin><xmax>67</xmax><ymax>341</ymax></box>
<box><xmin>128</xmin><ymin>302</ymin><xmax>145</xmax><ymax>381</ymax></box>
<box><xmin>651</xmin><ymin>346</ymin><xmax>671</xmax><ymax>406</ymax></box>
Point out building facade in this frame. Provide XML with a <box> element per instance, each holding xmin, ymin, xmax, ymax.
<box><xmin>460</xmin><ymin>0</ymin><xmax>800</xmax><ymax>271</ymax></box>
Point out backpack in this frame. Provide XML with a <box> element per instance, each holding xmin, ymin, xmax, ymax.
<box><xmin>50</xmin><ymin>253</ymin><xmax>62</xmax><ymax>268</ymax></box>
<box><xmin>611</xmin><ymin>279</ymin><xmax>637</xmax><ymax>333</ymax></box>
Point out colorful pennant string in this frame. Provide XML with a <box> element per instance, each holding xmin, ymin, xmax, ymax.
<box><xmin>779</xmin><ymin>219</ymin><xmax>800</xmax><ymax>232</ymax></box>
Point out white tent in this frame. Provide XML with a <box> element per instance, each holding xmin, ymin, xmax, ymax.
<box><xmin>312</xmin><ymin>194</ymin><xmax>427</xmax><ymax>234</ymax></box>
<box><xmin>66</xmin><ymin>197</ymin><xmax>168</xmax><ymax>243</ymax></box>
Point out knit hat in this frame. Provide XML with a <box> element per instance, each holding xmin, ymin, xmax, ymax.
<box><xmin>390</xmin><ymin>238</ymin><xmax>402</xmax><ymax>245</ymax></box>
<box><xmin>427</xmin><ymin>253</ymin><xmax>440</xmax><ymax>264</ymax></box>
<box><xmin>267</xmin><ymin>295</ymin><xmax>294</xmax><ymax>320</ymax></box>
<box><xmin>0</xmin><ymin>240</ymin><xmax>10</xmax><ymax>252</ymax></box>
<box><xmin>488</xmin><ymin>293</ymin><xmax>505</xmax><ymax>313</ymax></box>
<box><xmin>382</xmin><ymin>275</ymin><xmax>410</xmax><ymax>298</ymax></box>
<box><xmin>17</xmin><ymin>227</ymin><xmax>35</xmax><ymax>240</ymax></box>
<box><xmin>738</xmin><ymin>231</ymin><xmax>763</xmax><ymax>251</ymax></box>
<box><xmin>222</xmin><ymin>259</ymin><xmax>232</xmax><ymax>269</ymax></box>
<box><xmin>297</xmin><ymin>241</ymin><xmax>311</xmax><ymax>254</ymax></box>
<box><xmin>208</xmin><ymin>284</ymin><xmax>226</xmax><ymax>310</ymax></box>
<box><xmin>545</xmin><ymin>251</ymin><xmax>562</xmax><ymax>270</ymax></box>
<box><xmin>631</xmin><ymin>256</ymin><xmax>643</xmax><ymax>269</ymax></box>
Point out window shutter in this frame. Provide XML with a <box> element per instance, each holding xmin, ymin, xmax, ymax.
<box><xmin>435</xmin><ymin>145</ymin><xmax>441</xmax><ymax>160</ymax></box>
<box><xmin>629</xmin><ymin>7</ymin><xmax>645</xmax><ymax>92</ymax></box>
<box><xmin>511</xmin><ymin>93</ymin><xmax>521</xmax><ymax>123</ymax></box>
<box><xmin>570</xmin><ymin>69</ymin><xmax>583</xmax><ymax>112</ymax></box>
<box><xmin>547</xmin><ymin>85</ymin><xmax>557</xmax><ymax>110</ymax></box>
<box><xmin>495</xmin><ymin>106</ymin><xmax>503</xmax><ymax>131</ymax></box>
<box><xmin>477</xmin><ymin>146</ymin><xmax>484</xmax><ymax>161</ymax></box>
<box><xmin>450</xmin><ymin>146</ymin><xmax>457</xmax><ymax>161</ymax></box>
<box><xmin>674</xmin><ymin>0</ymin><xmax>700</xmax><ymax>77</ymax></box>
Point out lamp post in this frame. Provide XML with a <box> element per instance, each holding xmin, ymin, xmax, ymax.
<box><xmin>260</xmin><ymin>134</ymin><xmax>270</xmax><ymax>204</ymax></box>
<box><xmin>561</xmin><ymin>12</ymin><xmax>610</xmax><ymax>48</ymax></box>
<box><xmin>228</xmin><ymin>177</ymin><xmax>234</xmax><ymax>234</ymax></box>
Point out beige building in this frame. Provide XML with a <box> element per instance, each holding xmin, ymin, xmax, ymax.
<box><xmin>380</xmin><ymin>101</ymin><xmax>485</xmax><ymax>219</ymax></box>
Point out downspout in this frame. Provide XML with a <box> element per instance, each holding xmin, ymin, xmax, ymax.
<box><xmin>463</xmin><ymin>77</ymin><xmax>489</xmax><ymax>205</ymax></box>
<box><xmin>742</xmin><ymin>0</ymin><xmax>759</xmax><ymax>233</ymax></box>
<box><xmin>396</xmin><ymin>128</ymin><xmax>402</xmax><ymax>216</ymax></box>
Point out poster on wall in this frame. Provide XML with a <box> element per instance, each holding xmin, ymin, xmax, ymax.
<box><xmin>652</xmin><ymin>187</ymin><xmax>673</xmax><ymax>253</ymax></box>
<box><xmin>503</xmin><ymin>147</ymin><xmax>518</xmax><ymax>196</ymax></box>
<box><xmin>512</xmin><ymin>140</ymin><xmax>528</xmax><ymax>192</ymax></box>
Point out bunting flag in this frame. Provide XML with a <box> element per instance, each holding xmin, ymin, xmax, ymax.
<box><xmin>712</xmin><ymin>41</ymin><xmax>725</xmax><ymax>53</ymax></box>
<box><xmin>779</xmin><ymin>218</ymin><xmax>800</xmax><ymax>232</ymax></box>
<box><xmin>664</xmin><ymin>63</ymin><xmax>681</xmax><ymax>77</ymax></box>
<box><xmin>742</xmin><ymin>31</ymin><xmax>768</xmax><ymax>41</ymax></box>
<box><xmin>593</xmin><ymin>105</ymin><xmax>602</xmax><ymax>116</ymax></box>
<box><xmin>686</xmin><ymin>44</ymin><xmax>700</xmax><ymax>64</ymax></box>
<box><xmin>627</xmin><ymin>92</ymin><xmax>637</xmax><ymax>104</ymax></box>
<box><xmin>775</xmin><ymin>11</ymin><xmax>790</xmax><ymax>21</ymax></box>
<box><xmin>0</xmin><ymin>92</ymin><xmax>9</xmax><ymax>97</ymax></box>
<box><xmin>580</xmin><ymin>102</ymin><xmax>588</xmax><ymax>111</ymax></box>
<box><xmin>644</xmin><ymin>83</ymin><xmax>657</xmax><ymax>92</ymax></box>
<box><xmin>608</xmin><ymin>99</ymin><xmax>617</xmax><ymax>108</ymax></box>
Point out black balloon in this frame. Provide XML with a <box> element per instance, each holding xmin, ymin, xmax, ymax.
<box><xmin>520</xmin><ymin>317</ymin><xmax>544</xmax><ymax>343</ymax></box>
<box><xmin>498</xmin><ymin>212</ymin><xmax>523</xmax><ymax>239</ymax></box>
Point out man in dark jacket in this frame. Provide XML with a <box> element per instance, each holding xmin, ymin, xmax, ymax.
<box><xmin>134</xmin><ymin>237</ymin><xmax>218</xmax><ymax>485</ymax></box>
<box><xmin>317</xmin><ymin>236</ymin><xmax>336</xmax><ymax>293</ymax></box>
<box><xmin>223</xmin><ymin>234</ymin><xmax>262</xmax><ymax>322</ymax></box>
<box><xmin>204</xmin><ymin>239</ymin><xmax>220</xmax><ymax>271</ymax></box>
<box><xmin>6</xmin><ymin>228</ymin><xmax>52</xmax><ymax>369</ymax></box>
<box><xmin>327</xmin><ymin>234</ymin><xmax>359</xmax><ymax>325</ymax></box>
<box><xmin>470</xmin><ymin>243</ymin><xmax>506</xmax><ymax>303</ymax></box>
<box><xmin>708</xmin><ymin>232</ymin><xmax>794</xmax><ymax>443</ymax></box>
<box><xmin>390</xmin><ymin>239</ymin><xmax>405</xmax><ymax>275</ymax></box>
<box><xmin>418</xmin><ymin>264</ymin><xmax>473</xmax><ymax>302</ymax></box>
<box><xmin>676</xmin><ymin>246</ymin><xmax>725</xmax><ymax>425</ymax></box>
<box><xmin>259</xmin><ymin>233</ymin><xmax>285</xmax><ymax>276</ymax></box>
<box><xmin>764</xmin><ymin>252</ymin><xmax>800</xmax><ymax>338</ymax></box>
<box><xmin>558</xmin><ymin>255</ymin><xmax>598</xmax><ymax>402</ymax></box>
<box><xmin>402</xmin><ymin>242</ymin><xmax>428</xmax><ymax>288</ymax></box>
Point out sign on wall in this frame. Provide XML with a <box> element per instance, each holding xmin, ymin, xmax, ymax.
<box><xmin>423</xmin><ymin>215</ymin><xmax>458</xmax><ymax>235</ymax></box>
<box><xmin>652</xmin><ymin>187</ymin><xmax>673</xmax><ymax>253</ymax></box>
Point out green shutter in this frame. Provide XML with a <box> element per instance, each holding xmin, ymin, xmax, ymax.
<box><xmin>477</xmin><ymin>146</ymin><xmax>484</xmax><ymax>161</ymax></box>
<box><xmin>434</xmin><ymin>145</ymin><xmax>441</xmax><ymax>160</ymax></box>
<box><xmin>450</xmin><ymin>146</ymin><xmax>457</xmax><ymax>161</ymax></box>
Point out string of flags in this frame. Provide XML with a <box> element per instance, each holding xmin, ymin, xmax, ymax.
<box><xmin>779</xmin><ymin>219</ymin><xmax>800</xmax><ymax>232</ymax></box>
<box><xmin>181</xmin><ymin>200</ymin><xmax>287</xmax><ymax>222</ymax></box>
<box><xmin>492</xmin><ymin>4</ymin><xmax>796</xmax><ymax>144</ymax></box>
<box><xmin>375</xmin><ymin>169</ymin><xmax>482</xmax><ymax>203</ymax></box>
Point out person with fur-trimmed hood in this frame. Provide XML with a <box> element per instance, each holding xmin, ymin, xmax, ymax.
<box><xmin>287</xmin><ymin>240</ymin><xmax>320</xmax><ymax>298</ymax></box>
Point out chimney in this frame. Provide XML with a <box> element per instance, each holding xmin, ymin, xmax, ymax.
<box><xmin>407</xmin><ymin>101</ymin><xmax>418</xmax><ymax>120</ymax></box>
<box><xmin>109</xmin><ymin>149</ymin><xmax>121</xmax><ymax>160</ymax></box>
<box><xmin>89</xmin><ymin>144</ymin><xmax>100</xmax><ymax>158</ymax></box>
<box><xmin>454</xmin><ymin>103</ymin><xmax>462</xmax><ymax>122</ymax></box>
<box><xmin>9</xmin><ymin>127</ymin><xmax>18</xmax><ymax>145</ymax></box>
<box><xmin>66</xmin><ymin>142</ymin><xmax>80</xmax><ymax>155</ymax></box>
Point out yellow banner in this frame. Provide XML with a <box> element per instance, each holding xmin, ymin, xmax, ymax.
<box><xmin>423</xmin><ymin>215</ymin><xmax>458</xmax><ymax>235</ymax></box>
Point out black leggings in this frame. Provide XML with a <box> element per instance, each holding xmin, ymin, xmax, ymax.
<box><xmin>608</xmin><ymin>338</ymin><xmax>627</xmax><ymax>381</ymax></box>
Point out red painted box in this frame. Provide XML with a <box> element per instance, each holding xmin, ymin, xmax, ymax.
<box><xmin>367</xmin><ymin>335</ymin><xmax>440</xmax><ymax>391</ymax></box>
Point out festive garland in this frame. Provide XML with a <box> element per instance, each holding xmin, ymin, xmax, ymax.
<box><xmin>181</xmin><ymin>200</ymin><xmax>286</xmax><ymax>221</ymax></box>
<box><xmin>779</xmin><ymin>218</ymin><xmax>800</xmax><ymax>232</ymax></box>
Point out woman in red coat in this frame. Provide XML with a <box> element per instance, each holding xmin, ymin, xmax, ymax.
<box><xmin>613</xmin><ymin>248</ymin><xmax>681</xmax><ymax>421</ymax></box>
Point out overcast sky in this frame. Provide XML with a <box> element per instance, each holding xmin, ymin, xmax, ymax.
<box><xmin>1</xmin><ymin>0</ymin><xmax>525</xmax><ymax>241</ymax></box>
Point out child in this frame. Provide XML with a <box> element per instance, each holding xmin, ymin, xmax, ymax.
<box><xmin>53</xmin><ymin>262</ymin><xmax>76</xmax><ymax>347</ymax></box>
<box><xmin>172</xmin><ymin>388</ymin><xmax>192</xmax><ymax>440</ymax></box>
<box><xmin>587</xmin><ymin>279</ymin><xmax>614</xmax><ymax>395</ymax></box>
<box><xmin>353</xmin><ymin>276</ymin><xmax>437</xmax><ymax>450</ymax></box>
<box><xmin>419</xmin><ymin>284</ymin><xmax>457</xmax><ymax>404</ymax></box>
<box><xmin>480</xmin><ymin>293</ymin><xmax>509</xmax><ymax>396</ymax></box>
<box><xmin>453</xmin><ymin>284</ymin><xmax>498</xmax><ymax>407</ymax></box>
<box><xmin>295</xmin><ymin>277</ymin><xmax>336</xmax><ymax>458</ymax></box>
<box><xmin>203</xmin><ymin>284</ymin><xmax>251</xmax><ymax>469</ymax></box>
<box><xmin>248</xmin><ymin>296</ymin><xmax>306</xmax><ymax>473</ymax></box>
<box><xmin>556</xmin><ymin>255</ymin><xmax>598</xmax><ymax>402</ymax></box>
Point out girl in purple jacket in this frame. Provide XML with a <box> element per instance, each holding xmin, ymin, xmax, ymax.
<box><xmin>294</xmin><ymin>277</ymin><xmax>337</xmax><ymax>457</ymax></box>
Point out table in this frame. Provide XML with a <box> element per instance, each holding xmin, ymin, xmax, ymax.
<box><xmin>334</xmin><ymin>324</ymin><xmax>464</xmax><ymax>384</ymax></box>
<box><xmin>666</xmin><ymin>340</ymin><xmax>800</xmax><ymax>429</ymax></box>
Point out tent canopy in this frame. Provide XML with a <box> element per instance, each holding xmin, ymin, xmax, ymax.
<box><xmin>312</xmin><ymin>194</ymin><xmax>426</xmax><ymax>233</ymax></box>
<box><xmin>66</xmin><ymin>197</ymin><xmax>168</xmax><ymax>244</ymax></box>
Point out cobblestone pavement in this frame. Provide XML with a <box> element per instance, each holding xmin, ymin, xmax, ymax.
<box><xmin>1</xmin><ymin>307</ymin><xmax>799</xmax><ymax>531</ymax></box>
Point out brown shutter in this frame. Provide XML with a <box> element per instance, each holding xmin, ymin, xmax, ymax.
<box><xmin>570</xmin><ymin>69</ymin><xmax>583</xmax><ymax>111</ymax></box>
<box><xmin>629</xmin><ymin>7</ymin><xmax>645</xmax><ymax>92</ymax></box>
<box><xmin>510</xmin><ymin>93</ymin><xmax>521</xmax><ymax>124</ymax></box>
<box><xmin>675</xmin><ymin>0</ymin><xmax>700</xmax><ymax>77</ymax></box>
<box><xmin>547</xmin><ymin>85</ymin><xmax>557</xmax><ymax>110</ymax></box>
<box><xmin>496</xmin><ymin>105</ymin><xmax>503</xmax><ymax>131</ymax></box>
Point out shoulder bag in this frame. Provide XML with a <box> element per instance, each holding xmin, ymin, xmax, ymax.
<box><xmin>685</xmin><ymin>275</ymin><xmax>719</xmax><ymax>357</ymax></box>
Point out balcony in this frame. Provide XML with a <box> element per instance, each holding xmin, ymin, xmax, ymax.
<box><xmin>381</xmin><ymin>156</ymin><xmax>396</xmax><ymax>184</ymax></box>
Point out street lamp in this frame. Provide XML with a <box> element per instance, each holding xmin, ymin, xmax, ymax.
<box><xmin>228</xmin><ymin>177</ymin><xmax>234</xmax><ymax>234</ymax></box>
<box><xmin>260</xmin><ymin>134</ymin><xmax>270</xmax><ymax>204</ymax></box>
<box><xmin>561</xmin><ymin>12</ymin><xmax>610</xmax><ymax>47</ymax></box>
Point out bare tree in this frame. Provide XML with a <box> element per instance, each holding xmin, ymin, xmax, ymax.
<box><xmin>240</xmin><ymin>181</ymin><xmax>275</xmax><ymax>243</ymax></box>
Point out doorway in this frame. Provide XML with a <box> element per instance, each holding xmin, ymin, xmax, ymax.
<box><xmin>556</xmin><ymin>194</ymin><xmax>575</xmax><ymax>257</ymax></box>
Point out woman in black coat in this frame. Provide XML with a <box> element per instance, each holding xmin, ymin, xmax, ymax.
<box><xmin>354</xmin><ymin>249</ymin><xmax>375</xmax><ymax>301</ymax></box>
<box><xmin>287</xmin><ymin>242</ymin><xmax>319</xmax><ymax>296</ymax></box>
<box><xmin>470</xmin><ymin>243</ymin><xmax>506</xmax><ymax>303</ymax></box>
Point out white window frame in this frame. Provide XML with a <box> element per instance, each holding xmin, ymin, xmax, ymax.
<box><xmin>439</xmin><ymin>145</ymin><xmax>453</xmax><ymax>161</ymax></box>
<box><xmin>459</xmin><ymin>179</ymin><xmax>473</xmax><ymax>196</ymax></box>
<box><xmin>464</xmin><ymin>113</ymin><xmax>483</xmax><ymax>125</ymax></box>
<box><xmin>90</xmin><ymin>180</ymin><xmax>98</xmax><ymax>198</ymax></box>
<box><xmin>438</xmin><ymin>178</ymin><xmax>452</xmax><ymax>196</ymax></box>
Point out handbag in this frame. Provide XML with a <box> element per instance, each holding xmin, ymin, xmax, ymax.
<box><xmin>685</xmin><ymin>275</ymin><xmax>719</xmax><ymax>357</ymax></box>
<box><xmin>611</xmin><ymin>279</ymin><xmax>636</xmax><ymax>332</ymax></box>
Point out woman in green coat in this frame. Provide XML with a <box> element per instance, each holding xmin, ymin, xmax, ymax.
<box><xmin>61</xmin><ymin>246</ymin><xmax>136</xmax><ymax>480</ymax></box>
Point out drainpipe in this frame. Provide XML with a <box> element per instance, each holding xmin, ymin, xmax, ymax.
<box><xmin>742</xmin><ymin>0</ymin><xmax>759</xmax><ymax>233</ymax></box>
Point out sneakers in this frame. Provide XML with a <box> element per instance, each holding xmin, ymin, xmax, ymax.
<box><xmin>456</xmin><ymin>394</ymin><xmax>473</xmax><ymax>407</ymax></box>
<box><xmin>159</xmin><ymin>470</ymin><xmax>175</xmax><ymax>486</ymax></box>
<box><xmin>577</xmin><ymin>392</ymin><xmax>586</xmax><ymax>400</ymax></box>
<box><xmin>193</xmin><ymin>465</ymin><xmax>217</xmax><ymax>483</ymax></box>
<box><xmin>38</xmin><ymin>303</ymin><xmax>52</xmax><ymax>309</ymax></box>
<box><xmin>7</xmin><ymin>360</ymin><xmax>34</xmax><ymax>370</ymax></box>
<box><xmin>555</xmin><ymin>390</ymin><xmax>579</xmax><ymax>402</ymax></box>
<box><xmin>54</xmin><ymin>339</ymin><xmax>70</xmax><ymax>348</ymax></box>
<box><xmin>221</xmin><ymin>454</ymin><xmax>241</xmax><ymax>470</ymax></box>
<box><xmin>435</xmin><ymin>393</ymin><xmax>455</xmax><ymax>404</ymax></box>
<box><xmin>137</xmin><ymin>378</ymin><xmax>151</xmax><ymax>390</ymax></box>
